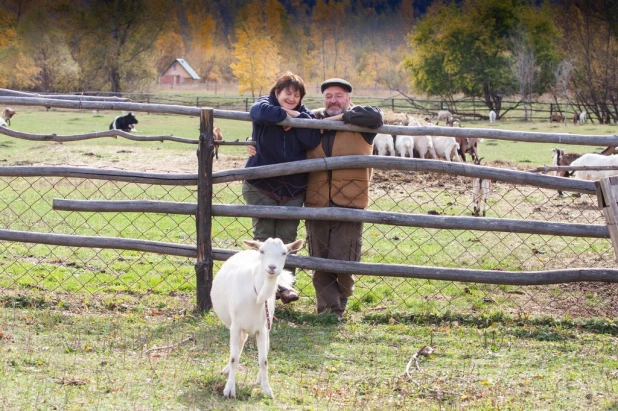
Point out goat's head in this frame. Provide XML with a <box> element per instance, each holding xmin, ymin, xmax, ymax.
<box><xmin>551</xmin><ymin>148</ymin><xmax>564</xmax><ymax>167</ymax></box>
<box><xmin>244</xmin><ymin>238</ymin><xmax>303</xmax><ymax>276</ymax></box>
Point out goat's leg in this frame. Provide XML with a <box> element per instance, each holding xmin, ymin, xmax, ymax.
<box><xmin>255</xmin><ymin>327</ymin><xmax>273</xmax><ymax>398</ymax></box>
<box><xmin>223</xmin><ymin>325</ymin><xmax>242</xmax><ymax>399</ymax></box>
<box><xmin>222</xmin><ymin>330</ymin><xmax>248</xmax><ymax>375</ymax></box>
<box><xmin>472</xmin><ymin>179</ymin><xmax>481</xmax><ymax>216</ymax></box>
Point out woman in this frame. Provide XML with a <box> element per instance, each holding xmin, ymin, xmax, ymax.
<box><xmin>243</xmin><ymin>71</ymin><xmax>321</xmax><ymax>303</ymax></box>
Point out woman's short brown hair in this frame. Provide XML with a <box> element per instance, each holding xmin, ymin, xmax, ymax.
<box><xmin>270</xmin><ymin>71</ymin><xmax>306</xmax><ymax>100</ymax></box>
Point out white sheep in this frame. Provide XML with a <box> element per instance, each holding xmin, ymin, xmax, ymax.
<box><xmin>489</xmin><ymin>110</ymin><xmax>496</xmax><ymax>123</ymax></box>
<box><xmin>570</xmin><ymin>153</ymin><xmax>618</xmax><ymax>181</ymax></box>
<box><xmin>373</xmin><ymin>133</ymin><xmax>396</xmax><ymax>156</ymax></box>
<box><xmin>210</xmin><ymin>237</ymin><xmax>303</xmax><ymax>399</ymax></box>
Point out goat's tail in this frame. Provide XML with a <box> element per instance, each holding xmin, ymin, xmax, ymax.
<box><xmin>277</xmin><ymin>270</ymin><xmax>295</xmax><ymax>290</ymax></box>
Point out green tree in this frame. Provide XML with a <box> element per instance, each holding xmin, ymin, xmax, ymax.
<box><xmin>405</xmin><ymin>0</ymin><xmax>560</xmax><ymax>115</ymax></box>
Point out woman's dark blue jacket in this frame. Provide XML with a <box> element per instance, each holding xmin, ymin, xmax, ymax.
<box><xmin>245</xmin><ymin>93</ymin><xmax>321</xmax><ymax>200</ymax></box>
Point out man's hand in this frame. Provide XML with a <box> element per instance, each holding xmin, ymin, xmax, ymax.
<box><xmin>247</xmin><ymin>144</ymin><xmax>257</xmax><ymax>157</ymax></box>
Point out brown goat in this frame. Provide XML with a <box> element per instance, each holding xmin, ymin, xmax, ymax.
<box><xmin>213</xmin><ymin>126</ymin><xmax>223</xmax><ymax>159</ymax></box>
<box><xmin>2</xmin><ymin>107</ymin><xmax>16</xmax><ymax>125</ymax></box>
<box><xmin>550</xmin><ymin>113</ymin><xmax>564</xmax><ymax>123</ymax></box>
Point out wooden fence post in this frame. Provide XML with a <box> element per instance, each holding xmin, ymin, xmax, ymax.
<box><xmin>195</xmin><ymin>108</ymin><xmax>215</xmax><ymax>312</ymax></box>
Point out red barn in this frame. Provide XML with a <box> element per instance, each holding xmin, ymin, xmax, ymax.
<box><xmin>159</xmin><ymin>58</ymin><xmax>200</xmax><ymax>85</ymax></box>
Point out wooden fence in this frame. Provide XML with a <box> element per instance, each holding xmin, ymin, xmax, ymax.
<box><xmin>1</xmin><ymin>92</ymin><xmax>618</xmax><ymax>314</ymax></box>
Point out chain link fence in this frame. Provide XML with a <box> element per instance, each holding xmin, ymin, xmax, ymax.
<box><xmin>1</xmin><ymin>160</ymin><xmax>614</xmax><ymax>319</ymax></box>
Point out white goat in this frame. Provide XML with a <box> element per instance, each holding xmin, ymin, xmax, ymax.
<box><xmin>395</xmin><ymin>135</ymin><xmax>414</xmax><ymax>158</ymax></box>
<box><xmin>211</xmin><ymin>237</ymin><xmax>303</xmax><ymax>399</ymax></box>
<box><xmin>424</xmin><ymin>122</ymin><xmax>460</xmax><ymax>161</ymax></box>
<box><xmin>570</xmin><ymin>153</ymin><xmax>618</xmax><ymax>181</ymax></box>
<box><xmin>434</xmin><ymin>110</ymin><xmax>453</xmax><ymax>125</ymax></box>
<box><xmin>489</xmin><ymin>110</ymin><xmax>496</xmax><ymax>123</ymax></box>
<box><xmin>579</xmin><ymin>111</ymin><xmax>587</xmax><ymax>125</ymax></box>
<box><xmin>373</xmin><ymin>133</ymin><xmax>396</xmax><ymax>156</ymax></box>
<box><xmin>407</xmin><ymin>118</ymin><xmax>438</xmax><ymax>159</ymax></box>
<box><xmin>432</xmin><ymin>136</ymin><xmax>461</xmax><ymax>161</ymax></box>
<box><xmin>0</xmin><ymin>118</ymin><xmax>7</xmax><ymax>128</ymax></box>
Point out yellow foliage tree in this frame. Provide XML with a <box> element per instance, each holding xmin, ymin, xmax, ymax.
<box><xmin>230</xmin><ymin>1</ymin><xmax>281</xmax><ymax>96</ymax></box>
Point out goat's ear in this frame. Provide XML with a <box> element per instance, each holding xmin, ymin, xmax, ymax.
<box><xmin>286</xmin><ymin>239</ymin><xmax>304</xmax><ymax>253</ymax></box>
<box><xmin>243</xmin><ymin>239</ymin><xmax>262</xmax><ymax>250</ymax></box>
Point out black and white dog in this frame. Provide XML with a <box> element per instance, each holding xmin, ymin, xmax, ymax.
<box><xmin>109</xmin><ymin>112</ymin><xmax>138</xmax><ymax>132</ymax></box>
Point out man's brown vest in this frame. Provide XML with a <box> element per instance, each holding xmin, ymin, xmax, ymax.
<box><xmin>305</xmin><ymin>130</ymin><xmax>373</xmax><ymax>209</ymax></box>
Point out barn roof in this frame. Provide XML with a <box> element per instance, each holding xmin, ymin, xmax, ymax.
<box><xmin>166</xmin><ymin>58</ymin><xmax>200</xmax><ymax>80</ymax></box>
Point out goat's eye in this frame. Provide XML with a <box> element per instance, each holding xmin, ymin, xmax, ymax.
<box><xmin>282</xmin><ymin>252</ymin><xmax>287</xmax><ymax>256</ymax></box>
<box><xmin>260</xmin><ymin>250</ymin><xmax>264</xmax><ymax>254</ymax></box>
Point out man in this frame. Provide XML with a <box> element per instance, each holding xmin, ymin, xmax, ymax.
<box><xmin>305</xmin><ymin>78</ymin><xmax>383</xmax><ymax>318</ymax></box>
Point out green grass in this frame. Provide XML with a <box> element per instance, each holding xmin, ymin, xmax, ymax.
<box><xmin>0</xmin><ymin>299</ymin><xmax>617</xmax><ymax>409</ymax></box>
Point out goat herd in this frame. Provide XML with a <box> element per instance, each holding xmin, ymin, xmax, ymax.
<box><xmin>375</xmin><ymin>113</ymin><xmax>488</xmax><ymax>216</ymax></box>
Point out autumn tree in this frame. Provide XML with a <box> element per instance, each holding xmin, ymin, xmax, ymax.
<box><xmin>59</xmin><ymin>0</ymin><xmax>176</xmax><ymax>92</ymax></box>
<box><xmin>230</xmin><ymin>0</ymin><xmax>281</xmax><ymax>96</ymax></box>
<box><xmin>554</xmin><ymin>0</ymin><xmax>618</xmax><ymax>123</ymax></box>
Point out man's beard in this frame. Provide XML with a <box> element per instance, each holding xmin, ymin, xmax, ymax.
<box><xmin>325</xmin><ymin>104</ymin><xmax>344</xmax><ymax>116</ymax></box>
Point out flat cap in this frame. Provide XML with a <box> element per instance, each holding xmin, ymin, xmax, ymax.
<box><xmin>320</xmin><ymin>78</ymin><xmax>352</xmax><ymax>93</ymax></box>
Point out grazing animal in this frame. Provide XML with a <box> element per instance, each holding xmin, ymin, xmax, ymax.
<box><xmin>472</xmin><ymin>157</ymin><xmax>490</xmax><ymax>216</ymax></box>
<box><xmin>213</xmin><ymin>126</ymin><xmax>223</xmax><ymax>159</ymax></box>
<box><xmin>211</xmin><ymin>237</ymin><xmax>304</xmax><ymax>399</ymax></box>
<box><xmin>434</xmin><ymin>110</ymin><xmax>453</xmax><ymax>125</ymax></box>
<box><xmin>489</xmin><ymin>110</ymin><xmax>496</xmax><ymax>123</ymax></box>
<box><xmin>373</xmin><ymin>133</ymin><xmax>396</xmax><ymax>156</ymax></box>
<box><xmin>425</xmin><ymin>122</ymin><xmax>460</xmax><ymax>161</ymax></box>
<box><xmin>550</xmin><ymin>113</ymin><xmax>564</xmax><ymax>123</ymax></box>
<box><xmin>395</xmin><ymin>135</ymin><xmax>414</xmax><ymax>158</ymax></box>
<box><xmin>407</xmin><ymin>118</ymin><xmax>438</xmax><ymax>159</ymax></box>
<box><xmin>569</xmin><ymin>153</ymin><xmax>618</xmax><ymax>181</ymax></box>
<box><xmin>579</xmin><ymin>111</ymin><xmax>587</xmax><ymax>125</ymax></box>
<box><xmin>109</xmin><ymin>112</ymin><xmax>138</xmax><ymax>132</ymax></box>
<box><xmin>0</xmin><ymin>118</ymin><xmax>7</xmax><ymax>128</ymax></box>
<box><xmin>572</xmin><ymin>113</ymin><xmax>579</xmax><ymax>124</ymax></box>
<box><xmin>551</xmin><ymin>146</ymin><xmax>615</xmax><ymax>195</ymax></box>
<box><xmin>2</xmin><ymin>107</ymin><xmax>15</xmax><ymax>126</ymax></box>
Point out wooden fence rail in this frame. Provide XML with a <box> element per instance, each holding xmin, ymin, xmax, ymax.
<box><xmin>2</xmin><ymin>95</ymin><xmax>618</xmax><ymax>146</ymax></box>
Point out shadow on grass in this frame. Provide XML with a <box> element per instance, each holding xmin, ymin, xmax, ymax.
<box><xmin>361</xmin><ymin>310</ymin><xmax>618</xmax><ymax>336</ymax></box>
<box><xmin>173</xmin><ymin>304</ymin><xmax>340</xmax><ymax>407</ymax></box>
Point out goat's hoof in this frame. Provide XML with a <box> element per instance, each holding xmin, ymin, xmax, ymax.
<box><xmin>261</xmin><ymin>384</ymin><xmax>274</xmax><ymax>399</ymax></box>
<box><xmin>223</xmin><ymin>385</ymin><xmax>236</xmax><ymax>399</ymax></box>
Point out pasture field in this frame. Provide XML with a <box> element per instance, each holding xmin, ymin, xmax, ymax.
<box><xmin>1</xmin><ymin>107</ymin><xmax>618</xmax><ymax>408</ymax></box>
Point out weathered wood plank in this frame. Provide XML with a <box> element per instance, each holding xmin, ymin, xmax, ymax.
<box><xmin>195</xmin><ymin>108</ymin><xmax>215</xmax><ymax>312</ymax></box>
<box><xmin>52</xmin><ymin>200</ymin><xmax>610</xmax><ymax>238</ymax></box>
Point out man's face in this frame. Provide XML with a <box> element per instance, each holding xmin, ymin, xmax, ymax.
<box><xmin>323</xmin><ymin>86</ymin><xmax>350</xmax><ymax>116</ymax></box>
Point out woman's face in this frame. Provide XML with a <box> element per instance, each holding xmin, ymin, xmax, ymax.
<box><xmin>276</xmin><ymin>86</ymin><xmax>301</xmax><ymax>110</ymax></box>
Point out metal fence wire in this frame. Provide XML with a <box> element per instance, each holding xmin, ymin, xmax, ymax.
<box><xmin>1</xmin><ymin>164</ymin><xmax>615</xmax><ymax>319</ymax></box>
